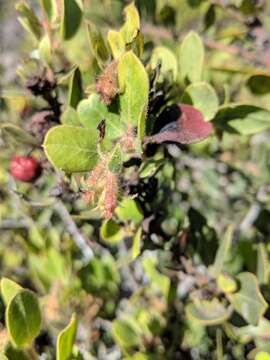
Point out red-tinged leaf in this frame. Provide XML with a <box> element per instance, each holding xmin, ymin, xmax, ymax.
<box><xmin>145</xmin><ymin>104</ymin><xmax>213</xmax><ymax>145</ymax></box>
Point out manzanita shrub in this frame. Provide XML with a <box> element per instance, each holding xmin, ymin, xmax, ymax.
<box><xmin>1</xmin><ymin>0</ymin><xmax>270</xmax><ymax>359</ymax></box>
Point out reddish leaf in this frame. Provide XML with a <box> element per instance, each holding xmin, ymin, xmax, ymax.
<box><xmin>145</xmin><ymin>104</ymin><xmax>213</xmax><ymax>145</ymax></box>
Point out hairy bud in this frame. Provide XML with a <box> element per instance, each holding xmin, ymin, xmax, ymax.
<box><xmin>96</xmin><ymin>61</ymin><xmax>118</xmax><ymax>105</ymax></box>
<box><xmin>84</xmin><ymin>161</ymin><xmax>119</xmax><ymax>219</ymax></box>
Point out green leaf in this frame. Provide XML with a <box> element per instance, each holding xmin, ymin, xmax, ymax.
<box><xmin>100</xmin><ymin>219</ymin><xmax>124</xmax><ymax>243</ymax></box>
<box><xmin>139</xmin><ymin>159</ymin><xmax>163</xmax><ymax>178</ymax></box>
<box><xmin>108</xmin><ymin>144</ymin><xmax>122</xmax><ymax>173</ymax></box>
<box><xmin>0</xmin><ymin>123</ymin><xmax>40</xmax><ymax>146</ymax></box>
<box><xmin>107</xmin><ymin>30</ymin><xmax>125</xmax><ymax>59</ymax></box>
<box><xmin>211</xmin><ymin>225</ymin><xmax>234</xmax><ymax>278</ymax></box>
<box><xmin>38</xmin><ymin>34</ymin><xmax>52</xmax><ymax>64</ymax></box>
<box><xmin>187</xmin><ymin>298</ymin><xmax>232</xmax><ymax>326</ymax></box>
<box><xmin>40</xmin><ymin>0</ymin><xmax>58</xmax><ymax>22</ymax></box>
<box><xmin>57</xmin><ymin>314</ymin><xmax>78</xmax><ymax>360</ymax></box>
<box><xmin>256</xmin><ymin>351</ymin><xmax>270</xmax><ymax>360</ymax></box>
<box><xmin>182</xmin><ymin>82</ymin><xmax>219</xmax><ymax>121</ymax></box>
<box><xmin>44</xmin><ymin>125</ymin><xmax>99</xmax><ymax>173</ymax></box>
<box><xmin>6</xmin><ymin>290</ymin><xmax>42</xmax><ymax>348</ymax></box>
<box><xmin>0</xmin><ymin>278</ymin><xmax>22</xmax><ymax>306</ymax></box>
<box><xmin>257</xmin><ymin>243</ymin><xmax>270</xmax><ymax>285</ymax></box>
<box><xmin>68</xmin><ymin>67</ymin><xmax>83</xmax><ymax>109</ymax></box>
<box><xmin>16</xmin><ymin>1</ymin><xmax>42</xmax><ymax>41</ymax></box>
<box><xmin>86</xmin><ymin>23</ymin><xmax>110</xmax><ymax>67</ymax></box>
<box><xmin>247</xmin><ymin>74</ymin><xmax>270</xmax><ymax>95</ymax></box>
<box><xmin>77</xmin><ymin>94</ymin><xmax>124</xmax><ymax>139</ymax></box>
<box><xmin>151</xmin><ymin>46</ymin><xmax>178</xmax><ymax>81</ymax></box>
<box><xmin>4</xmin><ymin>344</ymin><xmax>29</xmax><ymax>360</ymax></box>
<box><xmin>143</xmin><ymin>257</ymin><xmax>170</xmax><ymax>298</ymax></box>
<box><xmin>112</xmin><ymin>318</ymin><xmax>141</xmax><ymax>349</ymax></box>
<box><xmin>60</xmin><ymin>0</ymin><xmax>82</xmax><ymax>40</ymax></box>
<box><xmin>120</xmin><ymin>2</ymin><xmax>140</xmax><ymax>44</ymax></box>
<box><xmin>115</xmin><ymin>198</ymin><xmax>143</xmax><ymax>224</ymax></box>
<box><xmin>179</xmin><ymin>31</ymin><xmax>204</xmax><ymax>83</ymax></box>
<box><xmin>61</xmin><ymin>107</ymin><xmax>80</xmax><ymax>126</ymax></box>
<box><xmin>118</xmin><ymin>51</ymin><xmax>149</xmax><ymax>139</ymax></box>
<box><xmin>213</xmin><ymin>104</ymin><xmax>270</xmax><ymax>135</ymax></box>
<box><xmin>132</xmin><ymin>227</ymin><xmax>142</xmax><ymax>260</ymax></box>
<box><xmin>217</xmin><ymin>274</ymin><xmax>237</xmax><ymax>294</ymax></box>
<box><xmin>228</xmin><ymin>272</ymin><xmax>268</xmax><ymax>325</ymax></box>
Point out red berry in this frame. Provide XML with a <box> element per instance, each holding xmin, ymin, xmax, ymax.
<box><xmin>10</xmin><ymin>156</ymin><xmax>41</xmax><ymax>182</ymax></box>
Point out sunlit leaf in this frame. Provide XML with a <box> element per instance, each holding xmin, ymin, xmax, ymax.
<box><xmin>228</xmin><ymin>272</ymin><xmax>268</xmax><ymax>325</ymax></box>
<box><xmin>179</xmin><ymin>31</ymin><xmax>204</xmax><ymax>83</ymax></box>
<box><xmin>151</xmin><ymin>46</ymin><xmax>178</xmax><ymax>81</ymax></box>
<box><xmin>101</xmin><ymin>219</ymin><xmax>124</xmax><ymax>243</ymax></box>
<box><xmin>115</xmin><ymin>198</ymin><xmax>143</xmax><ymax>224</ymax></box>
<box><xmin>182</xmin><ymin>82</ymin><xmax>219</xmax><ymax>121</ymax></box>
<box><xmin>118</xmin><ymin>51</ymin><xmax>149</xmax><ymax>140</ymax></box>
<box><xmin>0</xmin><ymin>278</ymin><xmax>22</xmax><ymax>306</ymax></box>
<box><xmin>57</xmin><ymin>314</ymin><xmax>78</xmax><ymax>360</ymax></box>
<box><xmin>44</xmin><ymin>125</ymin><xmax>99</xmax><ymax>173</ymax></box>
<box><xmin>6</xmin><ymin>290</ymin><xmax>42</xmax><ymax>348</ymax></box>
<box><xmin>120</xmin><ymin>2</ymin><xmax>140</xmax><ymax>44</ymax></box>
<box><xmin>132</xmin><ymin>227</ymin><xmax>142</xmax><ymax>260</ymax></box>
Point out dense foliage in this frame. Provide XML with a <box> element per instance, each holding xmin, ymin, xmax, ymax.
<box><xmin>1</xmin><ymin>0</ymin><xmax>270</xmax><ymax>359</ymax></box>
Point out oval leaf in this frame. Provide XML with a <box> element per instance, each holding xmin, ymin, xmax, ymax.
<box><xmin>44</xmin><ymin>126</ymin><xmax>99</xmax><ymax>173</ymax></box>
<box><xmin>151</xmin><ymin>46</ymin><xmax>178</xmax><ymax>81</ymax></box>
<box><xmin>187</xmin><ymin>298</ymin><xmax>232</xmax><ymax>326</ymax></box>
<box><xmin>77</xmin><ymin>94</ymin><xmax>124</xmax><ymax>139</ymax></box>
<box><xmin>179</xmin><ymin>31</ymin><xmax>204</xmax><ymax>83</ymax></box>
<box><xmin>118</xmin><ymin>51</ymin><xmax>149</xmax><ymax>139</ymax></box>
<box><xmin>145</xmin><ymin>104</ymin><xmax>213</xmax><ymax>144</ymax></box>
<box><xmin>6</xmin><ymin>290</ymin><xmax>42</xmax><ymax>348</ymax></box>
<box><xmin>247</xmin><ymin>74</ymin><xmax>270</xmax><ymax>95</ymax></box>
<box><xmin>115</xmin><ymin>198</ymin><xmax>143</xmax><ymax>224</ymax></box>
<box><xmin>182</xmin><ymin>82</ymin><xmax>219</xmax><ymax>120</ymax></box>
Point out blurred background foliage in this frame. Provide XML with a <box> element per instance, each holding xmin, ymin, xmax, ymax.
<box><xmin>1</xmin><ymin>0</ymin><xmax>270</xmax><ymax>359</ymax></box>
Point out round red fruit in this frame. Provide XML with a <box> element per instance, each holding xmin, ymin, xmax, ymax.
<box><xmin>10</xmin><ymin>156</ymin><xmax>41</xmax><ymax>182</ymax></box>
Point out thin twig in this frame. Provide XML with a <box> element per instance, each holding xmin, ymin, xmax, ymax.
<box><xmin>239</xmin><ymin>186</ymin><xmax>266</xmax><ymax>232</ymax></box>
<box><xmin>0</xmin><ymin>219</ymin><xmax>29</xmax><ymax>229</ymax></box>
<box><xmin>53</xmin><ymin>200</ymin><xmax>94</xmax><ymax>262</ymax></box>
